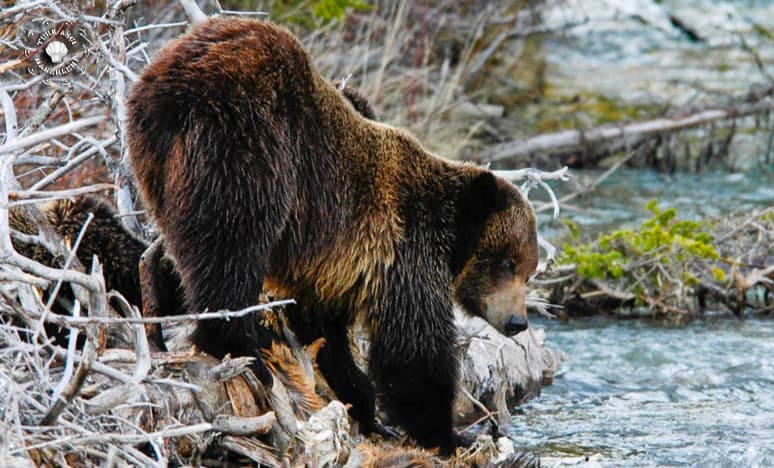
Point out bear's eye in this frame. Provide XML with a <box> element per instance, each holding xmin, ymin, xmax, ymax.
<box><xmin>501</xmin><ymin>258</ymin><xmax>517</xmax><ymax>276</ymax></box>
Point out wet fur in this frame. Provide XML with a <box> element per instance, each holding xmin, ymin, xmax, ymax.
<box><xmin>126</xmin><ymin>18</ymin><xmax>536</xmax><ymax>454</ymax></box>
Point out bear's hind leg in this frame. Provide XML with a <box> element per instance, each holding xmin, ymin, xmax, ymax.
<box><xmin>160</xmin><ymin>137</ymin><xmax>295</xmax><ymax>388</ymax></box>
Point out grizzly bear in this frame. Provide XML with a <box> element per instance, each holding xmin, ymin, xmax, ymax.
<box><xmin>10</xmin><ymin>197</ymin><xmax>185</xmax><ymax>348</ymax></box>
<box><xmin>126</xmin><ymin>18</ymin><xmax>537</xmax><ymax>454</ymax></box>
<box><xmin>10</xmin><ymin>197</ymin><xmax>147</xmax><ymax>309</ymax></box>
<box><xmin>10</xmin><ymin>79</ymin><xmax>367</xmax><ymax>350</ymax></box>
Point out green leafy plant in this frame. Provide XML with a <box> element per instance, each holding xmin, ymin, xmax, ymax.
<box><xmin>254</xmin><ymin>0</ymin><xmax>370</xmax><ymax>26</ymax></box>
<box><xmin>562</xmin><ymin>199</ymin><xmax>720</xmax><ymax>281</ymax></box>
<box><xmin>311</xmin><ymin>0</ymin><xmax>369</xmax><ymax>22</ymax></box>
<box><xmin>558</xmin><ymin>199</ymin><xmax>731</xmax><ymax>316</ymax></box>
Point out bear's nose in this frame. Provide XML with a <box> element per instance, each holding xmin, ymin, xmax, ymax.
<box><xmin>504</xmin><ymin>315</ymin><xmax>528</xmax><ymax>336</ymax></box>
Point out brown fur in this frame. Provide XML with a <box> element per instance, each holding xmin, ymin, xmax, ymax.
<box><xmin>126</xmin><ymin>18</ymin><xmax>537</xmax><ymax>454</ymax></box>
<box><xmin>352</xmin><ymin>440</ymin><xmax>540</xmax><ymax>467</ymax></box>
<box><xmin>10</xmin><ymin>197</ymin><xmax>186</xmax><ymax>347</ymax></box>
<box><xmin>333</xmin><ymin>80</ymin><xmax>377</xmax><ymax>120</ymax></box>
<box><xmin>10</xmin><ymin>197</ymin><xmax>148</xmax><ymax>304</ymax></box>
<box><xmin>353</xmin><ymin>443</ymin><xmax>443</xmax><ymax>468</ymax></box>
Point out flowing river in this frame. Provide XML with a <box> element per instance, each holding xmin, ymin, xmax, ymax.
<box><xmin>542</xmin><ymin>168</ymin><xmax>774</xmax><ymax>236</ymax></box>
<box><xmin>513</xmin><ymin>164</ymin><xmax>774</xmax><ymax>466</ymax></box>
<box><xmin>513</xmin><ymin>317</ymin><xmax>774</xmax><ymax>466</ymax></box>
<box><xmin>514</xmin><ymin>165</ymin><xmax>774</xmax><ymax>466</ymax></box>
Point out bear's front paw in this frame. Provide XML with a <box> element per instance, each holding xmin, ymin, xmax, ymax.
<box><xmin>437</xmin><ymin>431</ymin><xmax>475</xmax><ymax>456</ymax></box>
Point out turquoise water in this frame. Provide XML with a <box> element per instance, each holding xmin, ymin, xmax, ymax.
<box><xmin>519</xmin><ymin>169</ymin><xmax>774</xmax><ymax>466</ymax></box>
<box><xmin>512</xmin><ymin>317</ymin><xmax>774</xmax><ymax>466</ymax></box>
<box><xmin>540</xmin><ymin>168</ymin><xmax>774</xmax><ymax>236</ymax></box>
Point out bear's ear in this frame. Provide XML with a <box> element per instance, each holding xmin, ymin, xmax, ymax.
<box><xmin>451</xmin><ymin>171</ymin><xmax>499</xmax><ymax>275</ymax></box>
<box><xmin>333</xmin><ymin>80</ymin><xmax>377</xmax><ymax>120</ymax></box>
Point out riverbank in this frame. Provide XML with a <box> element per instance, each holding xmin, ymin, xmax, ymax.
<box><xmin>1</xmin><ymin>0</ymin><xmax>771</xmax><ymax>465</ymax></box>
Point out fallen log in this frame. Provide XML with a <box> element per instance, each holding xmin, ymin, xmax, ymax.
<box><xmin>484</xmin><ymin>85</ymin><xmax>774</xmax><ymax>164</ymax></box>
<box><xmin>455</xmin><ymin>308</ymin><xmax>565</xmax><ymax>427</ymax></box>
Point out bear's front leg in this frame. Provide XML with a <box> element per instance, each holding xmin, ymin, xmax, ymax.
<box><xmin>315</xmin><ymin>320</ymin><xmax>383</xmax><ymax>435</ymax></box>
<box><xmin>370</xmin><ymin>319</ymin><xmax>469</xmax><ymax>455</ymax></box>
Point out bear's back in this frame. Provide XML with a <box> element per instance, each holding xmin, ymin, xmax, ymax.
<box><xmin>134</xmin><ymin>19</ymin><xmax>313</xmax><ymax>112</ymax></box>
<box><xmin>127</xmin><ymin>19</ymin><xmax>320</xmax><ymax>220</ymax></box>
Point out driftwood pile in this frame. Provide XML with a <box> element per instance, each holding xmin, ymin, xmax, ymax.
<box><xmin>0</xmin><ymin>281</ymin><xmax>559</xmax><ymax>466</ymax></box>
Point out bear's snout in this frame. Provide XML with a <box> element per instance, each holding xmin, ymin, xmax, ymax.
<box><xmin>504</xmin><ymin>314</ymin><xmax>529</xmax><ymax>336</ymax></box>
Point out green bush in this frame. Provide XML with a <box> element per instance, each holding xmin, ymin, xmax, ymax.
<box><xmin>311</xmin><ymin>0</ymin><xmax>369</xmax><ymax>22</ymax></box>
<box><xmin>561</xmin><ymin>199</ymin><xmax>720</xmax><ymax>284</ymax></box>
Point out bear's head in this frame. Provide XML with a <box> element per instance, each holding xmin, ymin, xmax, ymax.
<box><xmin>452</xmin><ymin>172</ymin><xmax>538</xmax><ymax>336</ymax></box>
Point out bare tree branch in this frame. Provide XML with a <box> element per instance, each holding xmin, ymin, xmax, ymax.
<box><xmin>0</xmin><ymin>116</ymin><xmax>104</xmax><ymax>155</ymax></box>
<box><xmin>178</xmin><ymin>0</ymin><xmax>208</xmax><ymax>23</ymax></box>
